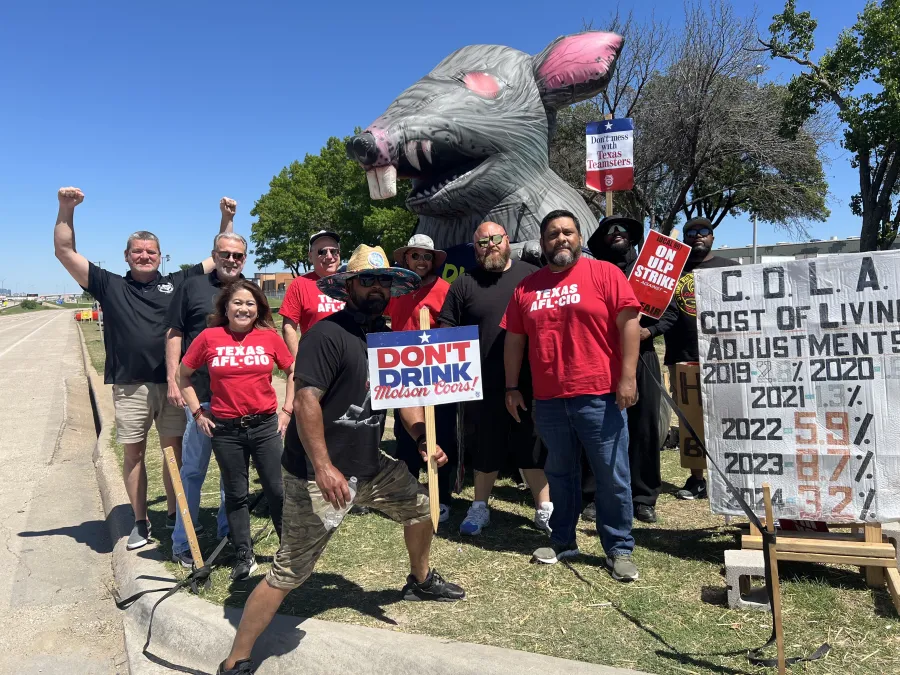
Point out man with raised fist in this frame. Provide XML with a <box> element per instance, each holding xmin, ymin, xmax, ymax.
<box><xmin>53</xmin><ymin>187</ymin><xmax>234</xmax><ymax>551</ymax></box>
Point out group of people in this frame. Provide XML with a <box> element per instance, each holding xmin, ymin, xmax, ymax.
<box><xmin>53</xmin><ymin>186</ymin><xmax>730</xmax><ymax>675</ymax></box>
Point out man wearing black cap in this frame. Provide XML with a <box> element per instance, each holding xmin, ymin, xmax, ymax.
<box><xmin>587</xmin><ymin>216</ymin><xmax>677</xmax><ymax>523</ymax></box>
<box><xmin>664</xmin><ymin>217</ymin><xmax>738</xmax><ymax>500</ymax></box>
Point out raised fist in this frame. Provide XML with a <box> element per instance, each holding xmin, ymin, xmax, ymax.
<box><xmin>220</xmin><ymin>197</ymin><xmax>237</xmax><ymax>218</ymax></box>
<box><xmin>58</xmin><ymin>187</ymin><xmax>84</xmax><ymax>209</ymax></box>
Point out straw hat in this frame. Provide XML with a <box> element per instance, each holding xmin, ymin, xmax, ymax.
<box><xmin>392</xmin><ymin>234</ymin><xmax>448</xmax><ymax>269</ymax></box>
<box><xmin>317</xmin><ymin>245</ymin><xmax>420</xmax><ymax>302</ymax></box>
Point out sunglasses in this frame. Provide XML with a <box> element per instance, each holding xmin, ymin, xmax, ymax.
<box><xmin>357</xmin><ymin>274</ymin><xmax>394</xmax><ymax>288</ymax></box>
<box><xmin>317</xmin><ymin>247</ymin><xmax>340</xmax><ymax>257</ymax></box>
<box><xmin>606</xmin><ymin>224</ymin><xmax>628</xmax><ymax>235</ymax></box>
<box><xmin>685</xmin><ymin>227</ymin><xmax>713</xmax><ymax>238</ymax></box>
<box><xmin>216</xmin><ymin>251</ymin><xmax>245</xmax><ymax>261</ymax></box>
<box><xmin>410</xmin><ymin>251</ymin><xmax>434</xmax><ymax>262</ymax></box>
<box><xmin>476</xmin><ymin>234</ymin><xmax>506</xmax><ymax>248</ymax></box>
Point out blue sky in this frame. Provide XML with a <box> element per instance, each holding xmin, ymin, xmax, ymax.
<box><xmin>0</xmin><ymin>0</ymin><xmax>869</xmax><ymax>294</ymax></box>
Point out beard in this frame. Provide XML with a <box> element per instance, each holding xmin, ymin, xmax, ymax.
<box><xmin>547</xmin><ymin>243</ymin><xmax>580</xmax><ymax>267</ymax></box>
<box><xmin>608</xmin><ymin>239</ymin><xmax>631</xmax><ymax>255</ymax></box>
<box><xmin>356</xmin><ymin>294</ymin><xmax>388</xmax><ymax>315</ymax></box>
<box><xmin>479</xmin><ymin>248</ymin><xmax>510</xmax><ymax>272</ymax></box>
<box><xmin>690</xmin><ymin>241</ymin><xmax>711</xmax><ymax>258</ymax></box>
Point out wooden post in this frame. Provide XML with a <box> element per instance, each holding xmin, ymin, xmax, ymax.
<box><xmin>163</xmin><ymin>445</ymin><xmax>204</xmax><ymax>568</ymax></box>
<box><xmin>418</xmin><ymin>308</ymin><xmax>441</xmax><ymax>532</ymax></box>
<box><xmin>604</xmin><ymin>113</ymin><xmax>614</xmax><ymax>217</ymax></box>
<box><xmin>762</xmin><ymin>484</ymin><xmax>786</xmax><ymax>675</ymax></box>
<box><xmin>864</xmin><ymin>523</ymin><xmax>885</xmax><ymax>587</ymax></box>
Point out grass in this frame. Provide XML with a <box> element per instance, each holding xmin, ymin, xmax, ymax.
<box><xmin>78</xmin><ymin>323</ymin><xmax>900</xmax><ymax>675</ymax></box>
<box><xmin>0</xmin><ymin>303</ymin><xmax>53</xmax><ymax>315</ymax></box>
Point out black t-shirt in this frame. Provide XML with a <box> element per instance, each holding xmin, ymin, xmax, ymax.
<box><xmin>86</xmin><ymin>262</ymin><xmax>205</xmax><ymax>384</ymax></box>
<box><xmin>165</xmin><ymin>271</ymin><xmax>242</xmax><ymax>402</ymax></box>
<box><xmin>438</xmin><ymin>260</ymin><xmax>538</xmax><ymax>393</ymax></box>
<box><xmin>664</xmin><ymin>255</ymin><xmax>738</xmax><ymax>365</ymax></box>
<box><xmin>282</xmin><ymin>310</ymin><xmax>386</xmax><ymax>481</ymax></box>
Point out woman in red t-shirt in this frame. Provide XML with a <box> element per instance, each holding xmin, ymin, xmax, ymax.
<box><xmin>179</xmin><ymin>280</ymin><xmax>294</xmax><ymax>581</ymax></box>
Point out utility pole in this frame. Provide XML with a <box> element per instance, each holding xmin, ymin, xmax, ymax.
<box><xmin>163</xmin><ymin>254</ymin><xmax>170</xmax><ymax>275</ymax></box>
<box><xmin>752</xmin><ymin>64</ymin><xmax>764</xmax><ymax>264</ymax></box>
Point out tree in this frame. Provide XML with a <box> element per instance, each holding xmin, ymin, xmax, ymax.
<box><xmin>761</xmin><ymin>0</ymin><xmax>900</xmax><ymax>250</ymax></box>
<box><xmin>179</xmin><ymin>263</ymin><xmax>194</xmax><ymax>273</ymax></box>
<box><xmin>550</xmin><ymin>1</ymin><xmax>831</xmax><ymax>235</ymax></box>
<box><xmin>250</xmin><ymin>135</ymin><xmax>417</xmax><ymax>274</ymax></box>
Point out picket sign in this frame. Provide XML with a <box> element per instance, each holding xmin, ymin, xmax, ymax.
<box><xmin>628</xmin><ymin>231</ymin><xmax>691</xmax><ymax>319</ymax></box>
<box><xmin>419</xmin><ymin>308</ymin><xmax>441</xmax><ymax>532</ymax></box>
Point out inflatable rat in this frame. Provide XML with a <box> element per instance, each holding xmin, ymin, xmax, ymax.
<box><xmin>346</xmin><ymin>31</ymin><xmax>624</xmax><ymax>251</ymax></box>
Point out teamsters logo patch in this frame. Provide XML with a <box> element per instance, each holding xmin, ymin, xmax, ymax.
<box><xmin>158</xmin><ymin>282</ymin><xmax>174</xmax><ymax>294</ymax></box>
<box><xmin>367</xmin><ymin>251</ymin><xmax>386</xmax><ymax>268</ymax></box>
<box><xmin>674</xmin><ymin>272</ymin><xmax>695</xmax><ymax>317</ymax></box>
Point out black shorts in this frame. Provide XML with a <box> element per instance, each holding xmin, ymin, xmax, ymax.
<box><xmin>463</xmin><ymin>389</ymin><xmax>546</xmax><ymax>473</ymax></box>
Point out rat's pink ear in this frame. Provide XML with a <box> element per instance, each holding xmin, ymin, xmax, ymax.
<box><xmin>532</xmin><ymin>31</ymin><xmax>624</xmax><ymax>109</ymax></box>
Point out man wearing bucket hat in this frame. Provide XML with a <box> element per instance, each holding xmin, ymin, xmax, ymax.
<box><xmin>587</xmin><ymin>215</ymin><xmax>677</xmax><ymax>524</ymax></box>
<box><xmin>217</xmin><ymin>245</ymin><xmax>465</xmax><ymax>675</ymax></box>
<box><xmin>388</xmin><ymin>235</ymin><xmax>458</xmax><ymax>523</ymax></box>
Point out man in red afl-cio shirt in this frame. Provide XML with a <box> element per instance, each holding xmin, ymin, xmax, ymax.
<box><xmin>279</xmin><ymin>230</ymin><xmax>346</xmax><ymax>356</ymax></box>
<box><xmin>502</xmin><ymin>209</ymin><xmax>642</xmax><ymax>582</ymax></box>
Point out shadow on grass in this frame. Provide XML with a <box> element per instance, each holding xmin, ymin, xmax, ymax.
<box><xmin>633</xmin><ymin>525</ymin><xmax>737</xmax><ymax>564</ymax></box>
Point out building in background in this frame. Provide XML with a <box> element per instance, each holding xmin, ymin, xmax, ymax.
<box><xmin>253</xmin><ymin>272</ymin><xmax>295</xmax><ymax>294</ymax></box>
<box><xmin>716</xmin><ymin>236</ymin><xmax>900</xmax><ymax>264</ymax></box>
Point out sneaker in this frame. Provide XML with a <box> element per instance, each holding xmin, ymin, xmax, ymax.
<box><xmin>402</xmin><ymin>568</ymin><xmax>465</xmax><ymax>602</ymax></box>
<box><xmin>126</xmin><ymin>520</ymin><xmax>151</xmax><ymax>550</ymax></box>
<box><xmin>675</xmin><ymin>476</ymin><xmax>707</xmax><ymax>500</ymax></box>
<box><xmin>532</xmin><ymin>541</ymin><xmax>580</xmax><ymax>564</ymax></box>
<box><xmin>459</xmin><ymin>502</ymin><xmax>489</xmax><ymax>536</ymax></box>
<box><xmin>349</xmin><ymin>505</ymin><xmax>370</xmax><ymax>515</ymax></box>
<box><xmin>216</xmin><ymin>658</ymin><xmax>255</xmax><ymax>674</ymax></box>
<box><xmin>606</xmin><ymin>553</ymin><xmax>639</xmax><ymax>581</ymax></box>
<box><xmin>172</xmin><ymin>549</ymin><xmax>194</xmax><ymax>569</ymax></box>
<box><xmin>166</xmin><ymin>512</ymin><xmax>176</xmax><ymax>529</ymax></box>
<box><xmin>438</xmin><ymin>504</ymin><xmax>450</xmax><ymax>524</ymax></box>
<box><xmin>534</xmin><ymin>502</ymin><xmax>553</xmax><ymax>534</ymax></box>
<box><xmin>581</xmin><ymin>502</ymin><xmax>596</xmax><ymax>522</ymax></box>
<box><xmin>230</xmin><ymin>549</ymin><xmax>258</xmax><ymax>581</ymax></box>
<box><xmin>635</xmin><ymin>504</ymin><xmax>658</xmax><ymax>523</ymax></box>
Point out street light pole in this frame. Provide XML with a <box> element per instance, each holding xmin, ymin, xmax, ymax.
<box><xmin>752</xmin><ymin>64</ymin><xmax>764</xmax><ymax>264</ymax></box>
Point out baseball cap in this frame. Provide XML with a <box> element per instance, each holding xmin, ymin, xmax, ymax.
<box><xmin>309</xmin><ymin>230</ymin><xmax>340</xmax><ymax>247</ymax></box>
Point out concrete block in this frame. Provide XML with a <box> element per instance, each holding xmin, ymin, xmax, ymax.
<box><xmin>725</xmin><ymin>549</ymin><xmax>770</xmax><ymax>612</ymax></box>
<box><xmin>883</xmin><ymin>521</ymin><xmax>900</xmax><ymax>569</ymax></box>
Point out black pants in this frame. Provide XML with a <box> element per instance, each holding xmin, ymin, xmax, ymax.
<box><xmin>391</xmin><ymin>404</ymin><xmax>458</xmax><ymax>505</ymax></box>
<box><xmin>582</xmin><ymin>352</ymin><xmax>663</xmax><ymax>507</ymax></box>
<box><xmin>211</xmin><ymin>414</ymin><xmax>284</xmax><ymax>554</ymax></box>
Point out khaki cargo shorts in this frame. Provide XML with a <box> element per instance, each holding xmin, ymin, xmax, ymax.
<box><xmin>112</xmin><ymin>382</ymin><xmax>187</xmax><ymax>444</ymax></box>
<box><xmin>267</xmin><ymin>452</ymin><xmax>431</xmax><ymax>591</ymax></box>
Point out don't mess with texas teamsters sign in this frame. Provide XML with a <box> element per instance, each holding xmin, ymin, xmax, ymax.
<box><xmin>367</xmin><ymin>326</ymin><xmax>483</xmax><ymax>410</ymax></box>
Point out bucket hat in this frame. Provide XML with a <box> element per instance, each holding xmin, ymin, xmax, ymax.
<box><xmin>392</xmin><ymin>234</ymin><xmax>448</xmax><ymax>270</ymax></box>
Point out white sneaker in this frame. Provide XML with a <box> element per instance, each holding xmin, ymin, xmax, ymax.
<box><xmin>459</xmin><ymin>502</ymin><xmax>490</xmax><ymax>535</ymax></box>
<box><xmin>534</xmin><ymin>502</ymin><xmax>554</xmax><ymax>534</ymax></box>
<box><xmin>439</xmin><ymin>504</ymin><xmax>450</xmax><ymax>524</ymax></box>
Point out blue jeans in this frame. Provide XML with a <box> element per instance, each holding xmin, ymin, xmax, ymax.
<box><xmin>534</xmin><ymin>394</ymin><xmax>634</xmax><ymax>557</ymax></box>
<box><xmin>172</xmin><ymin>404</ymin><xmax>229</xmax><ymax>555</ymax></box>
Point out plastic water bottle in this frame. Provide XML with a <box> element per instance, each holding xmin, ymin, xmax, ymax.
<box><xmin>322</xmin><ymin>477</ymin><xmax>357</xmax><ymax>531</ymax></box>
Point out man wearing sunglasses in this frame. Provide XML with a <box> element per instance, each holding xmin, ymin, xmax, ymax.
<box><xmin>279</xmin><ymin>230</ymin><xmax>345</xmax><ymax>357</ymax></box>
<box><xmin>586</xmin><ymin>216</ymin><xmax>678</xmax><ymax>525</ymax></box>
<box><xmin>53</xmin><ymin>188</ymin><xmax>235</xmax><ymax>552</ymax></box>
<box><xmin>388</xmin><ymin>235</ymin><xmax>458</xmax><ymax>523</ymax></box>
<box><xmin>664</xmin><ymin>217</ymin><xmax>738</xmax><ymax>501</ymax></box>
<box><xmin>164</xmin><ymin>229</ymin><xmax>249</xmax><ymax>566</ymax></box>
<box><xmin>438</xmin><ymin>222</ymin><xmax>552</xmax><ymax>538</ymax></box>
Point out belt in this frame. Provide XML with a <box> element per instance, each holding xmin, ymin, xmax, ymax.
<box><xmin>214</xmin><ymin>412</ymin><xmax>276</xmax><ymax>429</ymax></box>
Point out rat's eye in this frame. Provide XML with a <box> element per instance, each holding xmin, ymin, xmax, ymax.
<box><xmin>459</xmin><ymin>72</ymin><xmax>502</xmax><ymax>99</ymax></box>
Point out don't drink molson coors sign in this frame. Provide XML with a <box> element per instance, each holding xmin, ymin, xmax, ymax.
<box><xmin>366</xmin><ymin>326</ymin><xmax>483</xmax><ymax>410</ymax></box>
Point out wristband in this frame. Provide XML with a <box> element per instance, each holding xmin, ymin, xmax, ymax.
<box><xmin>415</xmin><ymin>433</ymin><xmax>427</xmax><ymax>446</ymax></box>
<box><xmin>192</xmin><ymin>407</ymin><xmax>204</xmax><ymax>420</ymax></box>
<box><xmin>281</xmin><ymin>406</ymin><xmax>292</xmax><ymax>415</ymax></box>
<box><xmin>505</xmin><ymin>386</ymin><xmax>519</xmax><ymax>392</ymax></box>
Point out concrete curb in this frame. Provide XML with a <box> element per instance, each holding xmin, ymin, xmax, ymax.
<box><xmin>76</xmin><ymin>326</ymin><xmax>646</xmax><ymax>675</ymax></box>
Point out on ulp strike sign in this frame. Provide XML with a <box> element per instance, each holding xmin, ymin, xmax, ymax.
<box><xmin>366</xmin><ymin>326</ymin><xmax>482</xmax><ymax>410</ymax></box>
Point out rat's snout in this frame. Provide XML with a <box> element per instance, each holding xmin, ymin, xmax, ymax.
<box><xmin>346</xmin><ymin>133</ymin><xmax>381</xmax><ymax>166</ymax></box>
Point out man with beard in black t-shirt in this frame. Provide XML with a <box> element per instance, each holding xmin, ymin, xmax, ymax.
<box><xmin>664</xmin><ymin>217</ymin><xmax>738</xmax><ymax>500</ymax></box>
<box><xmin>216</xmin><ymin>245</ymin><xmax>464</xmax><ymax>675</ymax></box>
<box><xmin>438</xmin><ymin>222</ymin><xmax>552</xmax><ymax>538</ymax></box>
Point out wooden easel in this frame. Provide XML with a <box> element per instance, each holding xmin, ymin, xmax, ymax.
<box><xmin>418</xmin><ymin>308</ymin><xmax>441</xmax><ymax>532</ymax></box>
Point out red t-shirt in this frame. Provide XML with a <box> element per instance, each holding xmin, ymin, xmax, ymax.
<box><xmin>182</xmin><ymin>326</ymin><xmax>294</xmax><ymax>419</ymax></box>
<box><xmin>279</xmin><ymin>271</ymin><xmax>346</xmax><ymax>333</ymax></box>
<box><xmin>501</xmin><ymin>257</ymin><xmax>640</xmax><ymax>400</ymax></box>
<box><xmin>387</xmin><ymin>277</ymin><xmax>451</xmax><ymax>331</ymax></box>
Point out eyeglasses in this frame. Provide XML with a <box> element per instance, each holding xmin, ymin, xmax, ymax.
<box><xmin>357</xmin><ymin>274</ymin><xmax>394</xmax><ymax>288</ymax></box>
<box><xmin>607</xmin><ymin>225</ymin><xmax>628</xmax><ymax>235</ymax></box>
<box><xmin>410</xmin><ymin>251</ymin><xmax>433</xmax><ymax>262</ymax></box>
<box><xmin>476</xmin><ymin>234</ymin><xmax>506</xmax><ymax>248</ymax></box>
<box><xmin>317</xmin><ymin>247</ymin><xmax>340</xmax><ymax>258</ymax></box>
<box><xmin>216</xmin><ymin>251</ymin><xmax>246</xmax><ymax>261</ymax></box>
<box><xmin>684</xmin><ymin>227</ymin><xmax>713</xmax><ymax>239</ymax></box>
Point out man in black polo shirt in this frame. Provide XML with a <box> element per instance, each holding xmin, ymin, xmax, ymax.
<box><xmin>54</xmin><ymin>187</ymin><xmax>235</xmax><ymax>550</ymax></box>
<box><xmin>165</xmin><ymin>231</ymin><xmax>248</xmax><ymax>566</ymax></box>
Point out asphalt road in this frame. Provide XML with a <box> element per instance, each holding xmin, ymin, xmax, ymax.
<box><xmin>0</xmin><ymin>311</ymin><xmax>125</xmax><ymax>674</ymax></box>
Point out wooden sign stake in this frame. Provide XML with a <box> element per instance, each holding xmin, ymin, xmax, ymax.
<box><xmin>418</xmin><ymin>308</ymin><xmax>441</xmax><ymax>532</ymax></box>
<box><xmin>604</xmin><ymin>113</ymin><xmax>614</xmax><ymax>217</ymax></box>
<box><xmin>163</xmin><ymin>445</ymin><xmax>204</xmax><ymax>568</ymax></box>
<box><xmin>762</xmin><ymin>483</ymin><xmax>787</xmax><ymax>675</ymax></box>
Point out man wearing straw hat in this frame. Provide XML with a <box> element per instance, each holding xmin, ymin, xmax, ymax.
<box><xmin>217</xmin><ymin>245</ymin><xmax>465</xmax><ymax>675</ymax></box>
